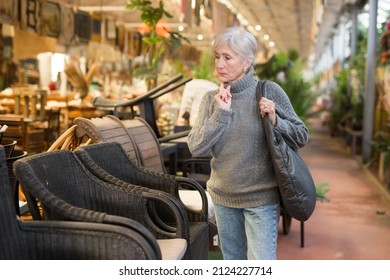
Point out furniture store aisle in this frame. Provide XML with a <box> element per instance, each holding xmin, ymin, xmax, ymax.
<box><xmin>276</xmin><ymin>118</ymin><xmax>390</xmax><ymax>260</ymax></box>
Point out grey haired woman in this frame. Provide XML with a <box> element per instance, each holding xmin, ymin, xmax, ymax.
<box><xmin>187</xmin><ymin>26</ymin><xmax>308</xmax><ymax>260</ymax></box>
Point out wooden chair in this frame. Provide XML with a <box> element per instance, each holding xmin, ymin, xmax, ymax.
<box><xmin>0</xmin><ymin>114</ymin><xmax>27</xmax><ymax>151</ymax></box>
<box><xmin>0</xmin><ymin>114</ymin><xmax>45</xmax><ymax>154</ymax></box>
<box><xmin>12</xmin><ymin>87</ymin><xmax>47</xmax><ymax>121</ymax></box>
<box><xmin>3</xmin><ymin>87</ymin><xmax>58</xmax><ymax>153</ymax></box>
<box><xmin>0</xmin><ymin>146</ymin><xmax>160</xmax><ymax>260</ymax></box>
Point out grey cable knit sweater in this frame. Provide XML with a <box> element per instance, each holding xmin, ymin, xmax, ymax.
<box><xmin>187</xmin><ymin>69</ymin><xmax>309</xmax><ymax>208</ymax></box>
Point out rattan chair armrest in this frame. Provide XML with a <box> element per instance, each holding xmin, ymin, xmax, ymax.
<box><xmin>175</xmin><ymin>177</ymin><xmax>208</xmax><ymax>222</ymax></box>
<box><xmin>17</xmin><ymin>219</ymin><xmax>160</xmax><ymax>259</ymax></box>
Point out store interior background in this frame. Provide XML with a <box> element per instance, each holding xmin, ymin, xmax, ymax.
<box><xmin>1</xmin><ymin>0</ymin><xmax>390</xmax><ymax>171</ymax></box>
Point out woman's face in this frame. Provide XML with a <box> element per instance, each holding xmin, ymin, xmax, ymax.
<box><xmin>214</xmin><ymin>44</ymin><xmax>251</xmax><ymax>84</ymax></box>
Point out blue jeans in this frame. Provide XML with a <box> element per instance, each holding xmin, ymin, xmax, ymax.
<box><xmin>214</xmin><ymin>203</ymin><xmax>280</xmax><ymax>260</ymax></box>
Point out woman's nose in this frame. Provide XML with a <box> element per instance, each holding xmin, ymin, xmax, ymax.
<box><xmin>216</xmin><ymin>59</ymin><xmax>224</xmax><ymax>69</ymax></box>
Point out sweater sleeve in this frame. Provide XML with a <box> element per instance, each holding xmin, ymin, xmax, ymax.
<box><xmin>187</xmin><ymin>90</ymin><xmax>232</xmax><ymax>157</ymax></box>
<box><xmin>266</xmin><ymin>81</ymin><xmax>309</xmax><ymax>149</ymax></box>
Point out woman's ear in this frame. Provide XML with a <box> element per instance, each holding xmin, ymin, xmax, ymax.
<box><xmin>243</xmin><ymin>59</ymin><xmax>253</xmax><ymax>71</ymax></box>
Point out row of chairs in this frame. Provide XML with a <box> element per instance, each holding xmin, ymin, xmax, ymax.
<box><xmin>1</xmin><ymin>85</ymin><xmax>62</xmax><ymax>154</ymax></box>
<box><xmin>1</xmin><ymin>75</ymin><xmax>213</xmax><ymax>259</ymax></box>
<box><xmin>2</xmin><ymin>114</ymin><xmax>210</xmax><ymax>259</ymax></box>
<box><xmin>51</xmin><ymin>115</ymin><xmax>212</xmax><ymax>224</ymax></box>
<box><xmin>13</xmin><ymin>143</ymin><xmax>191</xmax><ymax>260</ymax></box>
<box><xmin>0</xmin><ymin>146</ymin><xmax>163</xmax><ymax>260</ymax></box>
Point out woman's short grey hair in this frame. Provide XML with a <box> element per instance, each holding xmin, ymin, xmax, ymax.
<box><xmin>212</xmin><ymin>27</ymin><xmax>257</xmax><ymax>64</ymax></box>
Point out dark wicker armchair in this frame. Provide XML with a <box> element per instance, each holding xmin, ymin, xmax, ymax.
<box><xmin>13</xmin><ymin>149</ymin><xmax>188</xmax><ymax>260</ymax></box>
<box><xmin>74</xmin><ymin>141</ymin><xmax>209</xmax><ymax>260</ymax></box>
<box><xmin>53</xmin><ymin>115</ymin><xmax>211</xmax><ymax>224</ymax></box>
<box><xmin>0</xmin><ymin>146</ymin><xmax>159</xmax><ymax>260</ymax></box>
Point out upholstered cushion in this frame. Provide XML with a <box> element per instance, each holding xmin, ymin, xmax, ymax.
<box><xmin>157</xmin><ymin>239</ymin><xmax>187</xmax><ymax>260</ymax></box>
<box><xmin>179</xmin><ymin>190</ymin><xmax>215</xmax><ymax>223</ymax></box>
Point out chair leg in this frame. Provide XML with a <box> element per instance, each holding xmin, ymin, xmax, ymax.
<box><xmin>300</xmin><ymin>221</ymin><xmax>304</xmax><ymax>248</ymax></box>
<box><xmin>282</xmin><ymin>211</ymin><xmax>292</xmax><ymax>235</ymax></box>
<box><xmin>14</xmin><ymin>184</ymin><xmax>21</xmax><ymax>216</ymax></box>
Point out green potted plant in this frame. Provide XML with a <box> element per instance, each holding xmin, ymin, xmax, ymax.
<box><xmin>329</xmin><ymin>22</ymin><xmax>367</xmax><ymax>135</ymax></box>
<box><xmin>316</xmin><ymin>182</ymin><xmax>331</xmax><ymax>203</ymax></box>
<box><xmin>330</xmin><ymin>70</ymin><xmax>347</xmax><ymax>135</ymax></box>
<box><xmin>126</xmin><ymin>0</ymin><xmax>189</xmax><ymax>89</ymax></box>
<box><xmin>254</xmin><ymin>50</ymin><xmax>320</xmax><ymax>129</ymax></box>
<box><xmin>366</xmin><ymin>130</ymin><xmax>390</xmax><ymax>182</ymax></box>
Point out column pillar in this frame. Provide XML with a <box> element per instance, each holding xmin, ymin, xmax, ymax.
<box><xmin>362</xmin><ymin>0</ymin><xmax>378</xmax><ymax>163</ymax></box>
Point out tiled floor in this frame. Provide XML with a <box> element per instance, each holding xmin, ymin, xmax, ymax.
<box><xmin>276</xmin><ymin>118</ymin><xmax>390</xmax><ymax>260</ymax></box>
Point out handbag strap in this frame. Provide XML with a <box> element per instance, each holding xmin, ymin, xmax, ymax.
<box><xmin>256</xmin><ymin>81</ymin><xmax>274</xmax><ymax>143</ymax></box>
<box><xmin>256</xmin><ymin>80</ymin><xmax>267</xmax><ymax>104</ymax></box>
<box><xmin>255</xmin><ymin>80</ymin><xmax>270</xmax><ymax>117</ymax></box>
<box><xmin>256</xmin><ymin>80</ymin><xmax>270</xmax><ymax>125</ymax></box>
<box><xmin>256</xmin><ymin>81</ymin><xmax>301</xmax><ymax>151</ymax></box>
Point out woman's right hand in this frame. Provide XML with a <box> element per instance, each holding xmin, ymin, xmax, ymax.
<box><xmin>214</xmin><ymin>83</ymin><xmax>232</xmax><ymax>110</ymax></box>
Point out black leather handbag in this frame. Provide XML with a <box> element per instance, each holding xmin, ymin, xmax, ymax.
<box><xmin>256</xmin><ymin>81</ymin><xmax>316</xmax><ymax>221</ymax></box>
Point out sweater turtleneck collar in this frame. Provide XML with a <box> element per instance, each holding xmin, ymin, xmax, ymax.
<box><xmin>229</xmin><ymin>68</ymin><xmax>257</xmax><ymax>94</ymax></box>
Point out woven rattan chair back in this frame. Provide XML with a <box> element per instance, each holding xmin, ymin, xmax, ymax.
<box><xmin>0</xmin><ymin>146</ymin><xmax>159</xmax><ymax>260</ymax></box>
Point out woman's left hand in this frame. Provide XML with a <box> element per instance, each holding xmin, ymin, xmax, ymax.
<box><xmin>214</xmin><ymin>83</ymin><xmax>232</xmax><ymax>110</ymax></box>
<box><xmin>259</xmin><ymin>97</ymin><xmax>277</xmax><ymax>126</ymax></box>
